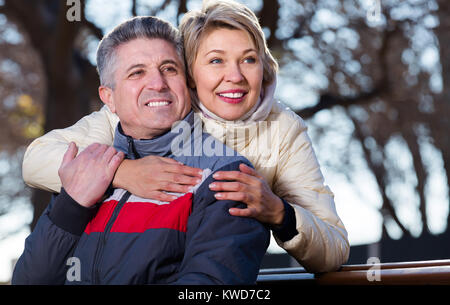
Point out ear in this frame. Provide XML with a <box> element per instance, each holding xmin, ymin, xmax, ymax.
<box><xmin>98</xmin><ymin>86</ymin><xmax>116</xmax><ymax>113</ymax></box>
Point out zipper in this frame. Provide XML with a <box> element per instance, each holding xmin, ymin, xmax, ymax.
<box><xmin>126</xmin><ymin>135</ymin><xmax>141</xmax><ymax>159</ymax></box>
<box><xmin>92</xmin><ymin>127</ymin><xmax>138</xmax><ymax>284</ymax></box>
<box><xmin>92</xmin><ymin>190</ymin><xmax>131</xmax><ymax>284</ymax></box>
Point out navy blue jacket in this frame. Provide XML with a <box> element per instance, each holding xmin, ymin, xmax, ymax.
<box><xmin>12</xmin><ymin>111</ymin><xmax>270</xmax><ymax>285</ymax></box>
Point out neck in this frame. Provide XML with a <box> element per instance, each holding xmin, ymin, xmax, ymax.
<box><xmin>113</xmin><ymin>111</ymin><xmax>195</xmax><ymax>159</ymax></box>
<box><xmin>119</xmin><ymin>124</ymin><xmax>169</xmax><ymax>141</ymax></box>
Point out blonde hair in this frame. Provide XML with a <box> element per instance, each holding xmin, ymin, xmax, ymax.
<box><xmin>179</xmin><ymin>0</ymin><xmax>278</xmax><ymax>88</ymax></box>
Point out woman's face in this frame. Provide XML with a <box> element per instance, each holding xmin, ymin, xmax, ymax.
<box><xmin>192</xmin><ymin>27</ymin><xmax>264</xmax><ymax>121</ymax></box>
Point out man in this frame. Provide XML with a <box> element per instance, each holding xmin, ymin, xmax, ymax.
<box><xmin>12</xmin><ymin>16</ymin><xmax>269</xmax><ymax>285</ymax></box>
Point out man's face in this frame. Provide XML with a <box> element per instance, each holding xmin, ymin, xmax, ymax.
<box><xmin>99</xmin><ymin>38</ymin><xmax>191</xmax><ymax>139</ymax></box>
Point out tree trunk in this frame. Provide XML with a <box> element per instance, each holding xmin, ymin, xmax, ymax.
<box><xmin>2</xmin><ymin>0</ymin><xmax>100</xmax><ymax>227</ymax></box>
<box><xmin>403</xmin><ymin>130</ymin><xmax>429</xmax><ymax>235</ymax></box>
<box><xmin>434</xmin><ymin>0</ymin><xmax>450</xmax><ymax>229</ymax></box>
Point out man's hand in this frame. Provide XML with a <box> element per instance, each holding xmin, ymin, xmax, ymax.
<box><xmin>58</xmin><ymin>142</ymin><xmax>125</xmax><ymax>207</ymax></box>
<box><xmin>112</xmin><ymin>156</ymin><xmax>203</xmax><ymax>202</ymax></box>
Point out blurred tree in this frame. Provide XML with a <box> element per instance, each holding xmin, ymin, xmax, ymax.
<box><xmin>433</xmin><ymin>0</ymin><xmax>450</xmax><ymax>226</ymax></box>
<box><xmin>0</xmin><ymin>0</ymin><xmax>448</xmax><ymax>244</ymax></box>
<box><xmin>0</xmin><ymin>0</ymin><xmax>104</xmax><ymax>229</ymax></box>
<box><xmin>286</xmin><ymin>0</ymin><xmax>449</xmax><ymax>238</ymax></box>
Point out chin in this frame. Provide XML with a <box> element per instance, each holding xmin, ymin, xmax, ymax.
<box><xmin>220</xmin><ymin>112</ymin><xmax>245</xmax><ymax>121</ymax></box>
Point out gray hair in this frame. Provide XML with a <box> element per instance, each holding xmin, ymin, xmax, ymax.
<box><xmin>96</xmin><ymin>16</ymin><xmax>184</xmax><ymax>89</ymax></box>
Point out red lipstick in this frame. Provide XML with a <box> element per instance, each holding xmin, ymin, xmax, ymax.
<box><xmin>216</xmin><ymin>89</ymin><xmax>248</xmax><ymax>104</ymax></box>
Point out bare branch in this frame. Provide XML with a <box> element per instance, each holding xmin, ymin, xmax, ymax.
<box><xmin>403</xmin><ymin>129</ymin><xmax>429</xmax><ymax>234</ymax></box>
<box><xmin>80</xmin><ymin>16</ymin><xmax>104</xmax><ymax>40</ymax></box>
<box><xmin>296</xmin><ymin>22</ymin><xmax>400</xmax><ymax>119</ymax></box>
<box><xmin>177</xmin><ymin>0</ymin><xmax>188</xmax><ymax>16</ymax></box>
<box><xmin>348</xmin><ymin>110</ymin><xmax>410</xmax><ymax>237</ymax></box>
<box><xmin>296</xmin><ymin>89</ymin><xmax>382</xmax><ymax>119</ymax></box>
<box><xmin>1</xmin><ymin>0</ymin><xmax>47</xmax><ymax>52</ymax></box>
<box><xmin>258</xmin><ymin>0</ymin><xmax>281</xmax><ymax>49</ymax></box>
<box><xmin>131</xmin><ymin>0</ymin><xmax>137</xmax><ymax>17</ymax></box>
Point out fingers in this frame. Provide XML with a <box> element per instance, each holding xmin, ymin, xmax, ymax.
<box><xmin>213</xmin><ymin>163</ymin><xmax>262</xmax><ymax>180</ymax></box>
<box><xmin>69</xmin><ymin>144</ymin><xmax>123</xmax><ymax>176</ymax></box>
<box><xmin>103</xmin><ymin>145</ymin><xmax>118</xmax><ymax>162</ymax></box>
<box><xmin>228</xmin><ymin>207</ymin><xmax>255</xmax><ymax>218</ymax></box>
<box><xmin>214</xmin><ymin>191</ymin><xmax>251</xmax><ymax>203</ymax></box>
<box><xmin>108</xmin><ymin>151</ymin><xmax>125</xmax><ymax>171</ymax></box>
<box><xmin>102</xmin><ymin>146</ymin><xmax>124</xmax><ymax>168</ymax></box>
<box><xmin>157</xmin><ymin>182</ymin><xmax>193</xmax><ymax>194</ymax></box>
<box><xmin>81</xmin><ymin>144</ymin><xmax>116</xmax><ymax>161</ymax></box>
<box><xmin>83</xmin><ymin>142</ymin><xmax>101</xmax><ymax>154</ymax></box>
<box><xmin>161</xmin><ymin>172</ymin><xmax>202</xmax><ymax>186</ymax></box>
<box><xmin>239</xmin><ymin>163</ymin><xmax>260</xmax><ymax>178</ymax></box>
<box><xmin>157</xmin><ymin>156</ymin><xmax>183</xmax><ymax>165</ymax></box>
<box><xmin>212</xmin><ymin>170</ymin><xmax>246</xmax><ymax>182</ymax></box>
<box><xmin>147</xmin><ymin>191</ymin><xmax>178</xmax><ymax>202</ymax></box>
<box><xmin>209</xmin><ymin>181</ymin><xmax>245</xmax><ymax>192</ymax></box>
<box><xmin>156</xmin><ymin>173</ymin><xmax>200</xmax><ymax>192</ymax></box>
<box><xmin>139</xmin><ymin>172</ymin><xmax>199</xmax><ymax>196</ymax></box>
<box><xmin>92</xmin><ymin>145</ymin><xmax>124</xmax><ymax>173</ymax></box>
<box><xmin>77</xmin><ymin>143</ymin><xmax>104</xmax><ymax>162</ymax></box>
<box><xmin>143</xmin><ymin>155</ymin><xmax>203</xmax><ymax>177</ymax></box>
<box><xmin>165</xmin><ymin>162</ymin><xmax>203</xmax><ymax>178</ymax></box>
<box><xmin>211</xmin><ymin>165</ymin><xmax>265</xmax><ymax>193</ymax></box>
<box><xmin>61</xmin><ymin>142</ymin><xmax>78</xmax><ymax>168</ymax></box>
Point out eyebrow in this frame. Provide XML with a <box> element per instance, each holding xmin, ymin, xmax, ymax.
<box><xmin>125</xmin><ymin>59</ymin><xmax>181</xmax><ymax>73</ymax></box>
<box><xmin>205</xmin><ymin>48</ymin><xmax>258</xmax><ymax>56</ymax></box>
<box><xmin>126</xmin><ymin>63</ymin><xmax>145</xmax><ymax>73</ymax></box>
<box><xmin>160</xmin><ymin>59</ymin><xmax>181</xmax><ymax>67</ymax></box>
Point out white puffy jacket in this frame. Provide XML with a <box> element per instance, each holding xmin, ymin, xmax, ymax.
<box><xmin>22</xmin><ymin>101</ymin><xmax>349</xmax><ymax>272</ymax></box>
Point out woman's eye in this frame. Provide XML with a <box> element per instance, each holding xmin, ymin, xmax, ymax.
<box><xmin>244</xmin><ymin>57</ymin><xmax>256</xmax><ymax>64</ymax></box>
<box><xmin>210</xmin><ymin>58</ymin><xmax>222</xmax><ymax>64</ymax></box>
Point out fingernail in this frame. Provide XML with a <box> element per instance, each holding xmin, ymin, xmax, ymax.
<box><xmin>209</xmin><ymin>183</ymin><xmax>216</xmax><ymax>189</ymax></box>
<box><xmin>214</xmin><ymin>193</ymin><xmax>222</xmax><ymax>198</ymax></box>
<box><xmin>196</xmin><ymin>179</ymin><xmax>202</xmax><ymax>184</ymax></box>
<box><xmin>213</xmin><ymin>173</ymin><xmax>219</xmax><ymax>179</ymax></box>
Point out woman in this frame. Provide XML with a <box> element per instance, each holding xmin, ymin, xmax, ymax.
<box><xmin>22</xmin><ymin>0</ymin><xmax>349</xmax><ymax>272</ymax></box>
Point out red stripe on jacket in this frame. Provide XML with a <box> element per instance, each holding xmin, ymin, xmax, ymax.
<box><xmin>84</xmin><ymin>192</ymin><xmax>193</xmax><ymax>234</ymax></box>
<box><xmin>84</xmin><ymin>200</ymin><xmax>117</xmax><ymax>234</ymax></box>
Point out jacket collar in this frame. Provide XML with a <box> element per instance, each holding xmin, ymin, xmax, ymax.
<box><xmin>113</xmin><ymin>111</ymin><xmax>195</xmax><ymax>159</ymax></box>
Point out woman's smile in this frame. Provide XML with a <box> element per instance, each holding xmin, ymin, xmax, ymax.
<box><xmin>216</xmin><ymin>89</ymin><xmax>248</xmax><ymax>104</ymax></box>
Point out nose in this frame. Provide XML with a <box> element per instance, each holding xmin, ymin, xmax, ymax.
<box><xmin>224</xmin><ymin>63</ymin><xmax>244</xmax><ymax>83</ymax></box>
<box><xmin>145</xmin><ymin>69</ymin><xmax>168</xmax><ymax>91</ymax></box>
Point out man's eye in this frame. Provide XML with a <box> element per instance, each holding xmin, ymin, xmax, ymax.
<box><xmin>162</xmin><ymin>66</ymin><xmax>177</xmax><ymax>74</ymax></box>
<box><xmin>129</xmin><ymin>70</ymin><xmax>143</xmax><ymax>77</ymax></box>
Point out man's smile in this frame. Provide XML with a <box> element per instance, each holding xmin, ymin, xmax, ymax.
<box><xmin>145</xmin><ymin>100</ymin><xmax>172</xmax><ymax>107</ymax></box>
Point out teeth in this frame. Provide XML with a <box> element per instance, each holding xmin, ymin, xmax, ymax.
<box><xmin>146</xmin><ymin>101</ymin><xmax>170</xmax><ymax>107</ymax></box>
<box><xmin>219</xmin><ymin>92</ymin><xmax>244</xmax><ymax>98</ymax></box>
